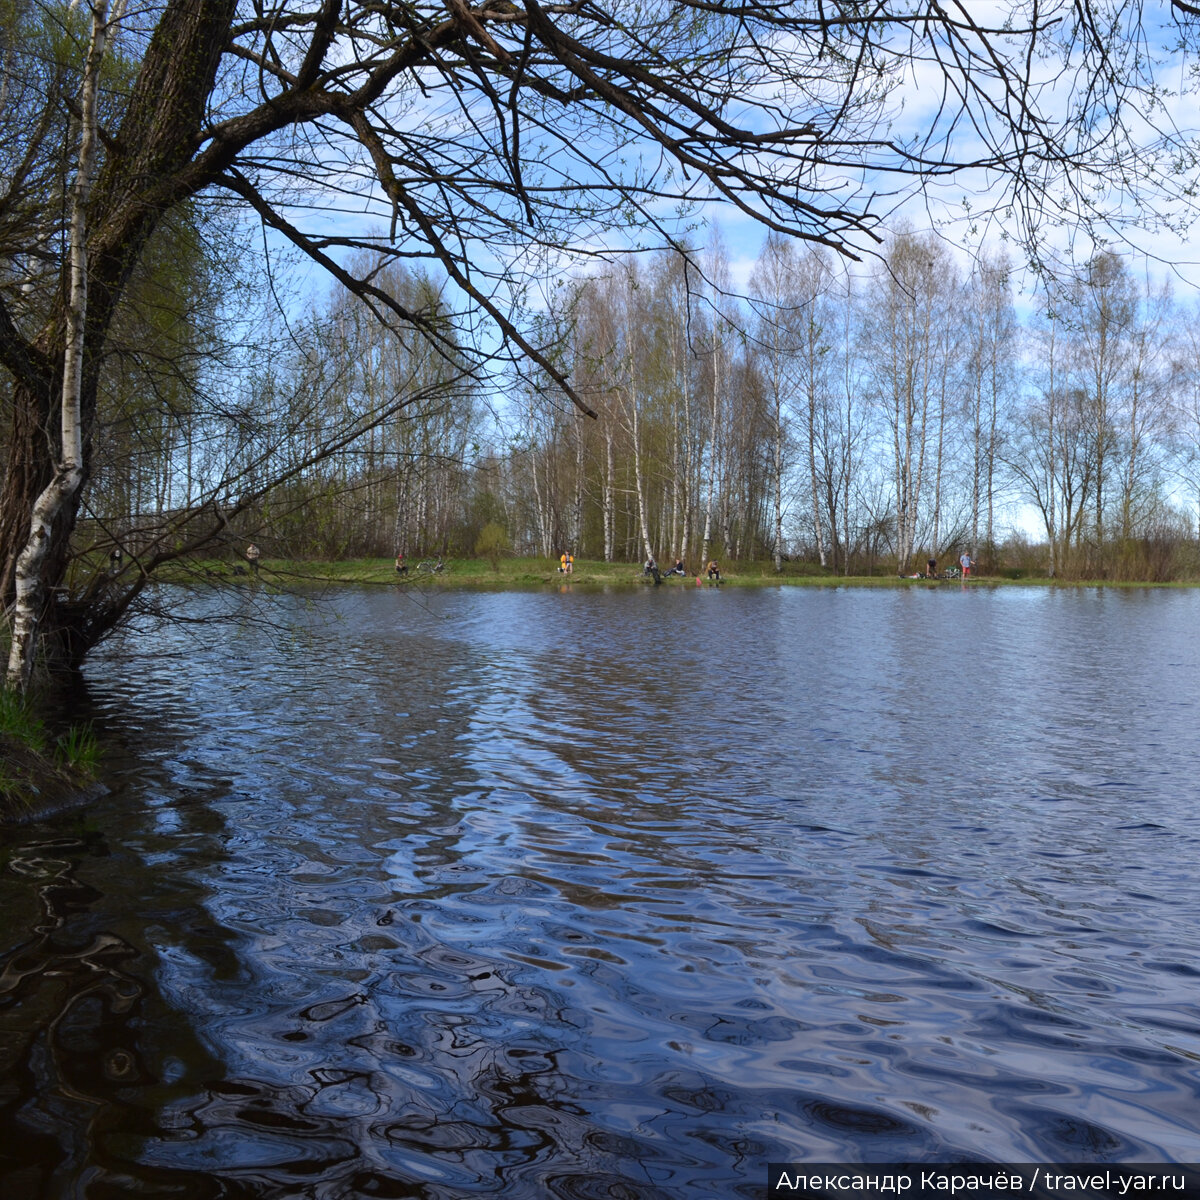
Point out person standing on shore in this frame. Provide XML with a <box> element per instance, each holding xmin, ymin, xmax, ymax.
<box><xmin>960</xmin><ymin>550</ymin><xmax>973</xmax><ymax>579</ymax></box>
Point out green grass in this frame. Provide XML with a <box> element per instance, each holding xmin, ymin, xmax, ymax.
<box><xmin>0</xmin><ymin>689</ymin><xmax>101</xmax><ymax>823</ymax></box>
<box><xmin>0</xmin><ymin>761</ymin><xmax>30</xmax><ymax>813</ymax></box>
<box><xmin>161</xmin><ymin>555</ymin><xmax>871</xmax><ymax>589</ymax></box>
<box><xmin>0</xmin><ymin>687</ymin><xmax>47</xmax><ymax>755</ymax></box>
<box><xmin>55</xmin><ymin>722</ymin><xmax>100</xmax><ymax>775</ymax></box>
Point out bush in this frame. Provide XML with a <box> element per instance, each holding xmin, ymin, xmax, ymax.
<box><xmin>998</xmin><ymin>530</ymin><xmax>1048</xmax><ymax>578</ymax></box>
<box><xmin>474</xmin><ymin>522</ymin><xmax>510</xmax><ymax>571</ymax></box>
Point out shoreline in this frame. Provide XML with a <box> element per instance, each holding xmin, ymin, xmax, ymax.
<box><xmin>149</xmin><ymin>556</ymin><xmax>1200</xmax><ymax>592</ymax></box>
<box><xmin>11</xmin><ymin>560</ymin><xmax>1192</xmax><ymax>820</ymax></box>
<box><xmin>0</xmin><ymin>733</ymin><xmax>104</xmax><ymax>826</ymax></box>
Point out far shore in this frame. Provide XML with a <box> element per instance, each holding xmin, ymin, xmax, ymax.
<box><xmin>9</xmin><ymin>555</ymin><xmax>1193</xmax><ymax>821</ymax></box>
<box><xmin>146</xmin><ymin>555</ymin><xmax>1200</xmax><ymax>591</ymax></box>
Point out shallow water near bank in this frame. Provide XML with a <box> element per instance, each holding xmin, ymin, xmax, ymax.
<box><xmin>3</xmin><ymin>584</ymin><xmax>1200</xmax><ymax>1195</ymax></box>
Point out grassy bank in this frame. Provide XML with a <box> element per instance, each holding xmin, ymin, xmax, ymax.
<box><xmin>0</xmin><ymin>690</ymin><xmax>103</xmax><ymax>825</ymax></box>
<box><xmin>155</xmin><ymin>555</ymin><xmax>1200</xmax><ymax>590</ymax></box>
<box><xmin>161</xmin><ymin>555</ymin><xmax>892</xmax><ymax>589</ymax></box>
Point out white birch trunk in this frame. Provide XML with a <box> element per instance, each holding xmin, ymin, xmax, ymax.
<box><xmin>1047</xmin><ymin>319</ymin><xmax>1060</xmax><ymax>577</ymax></box>
<box><xmin>627</xmin><ymin>377</ymin><xmax>654</xmax><ymax>564</ymax></box>
<box><xmin>572</xmin><ymin>413</ymin><xmax>584</xmax><ymax>553</ymax></box>
<box><xmin>603</xmin><ymin>422</ymin><xmax>614</xmax><ymax>562</ymax></box>
<box><xmin>7</xmin><ymin>0</ymin><xmax>112</xmax><ymax>691</ymax></box>
<box><xmin>530</xmin><ymin>441</ymin><xmax>549</xmax><ymax>558</ymax></box>
<box><xmin>986</xmin><ymin>382</ymin><xmax>998</xmax><ymax>553</ymax></box>
<box><xmin>931</xmin><ymin>361</ymin><xmax>947</xmax><ymax>560</ymax></box>
<box><xmin>679</xmin><ymin>349</ymin><xmax>693</xmax><ymax>567</ymax></box>
<box><xmin>806</xmin><ymin>341</ymin><xmax>826</xmax><ymax>568</ymax></box>
<box><xmin>700</xmin><ymin>340</ymin><xmax>722</xmax><ymax>567</ymax></box>
<box><xmin>971</xmin><ymin>368</ymin><xmax>982</xmax><ymax>553</ymax></box>
<box><xmin>775</xmin><ymin>407</ymin><xmax>786</xmax><ymax>572</ymax></box>
<box><xmin>394</xmin><ymin>426</ymin><xmax>413</xmax><ymax>555</ymax></box>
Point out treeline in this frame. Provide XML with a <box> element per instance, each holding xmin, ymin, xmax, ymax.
<box><xmin>63</xmin><ymin>230</ymin><xmax>1200</xmax><ymax>581</ymax></box>
<box><xmin>66</xmin><ymin>251</ymin><xmax>482</xmax><ymax>568</ymax></box>
<box><xmin>489</xmin><ymin>231</ymin><xmax>1200</xmax><ymax>580</ymax></box>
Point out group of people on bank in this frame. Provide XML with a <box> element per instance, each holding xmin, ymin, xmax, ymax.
<box><xmin>557</xmin><ymin>550</ymin><xmax>724</xmax><ymax>582</ymax></box>
<box><xmin>250</xmin><ymin>542</ymin><xmax>973</xmax><ymax>582</ymax></box>
<box><xmin>394</xmin><ymin>552</ymin><xmax>444</xmax><ymax>575</ymax></box>
<box><xmin>643</xmin><ymin>554</ymin><xmax>722</xmax><ymax>582</ymax></box>
<box><xmin>910</xmin><ymin>550</ymin><xmax>974</xmax><ymax>580</ymax></box>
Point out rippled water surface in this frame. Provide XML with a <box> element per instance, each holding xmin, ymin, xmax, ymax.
<box><xmin>4</xmin><ymin>584</ymin><xmax>1200</xmax><ymax>1196</ymax></box>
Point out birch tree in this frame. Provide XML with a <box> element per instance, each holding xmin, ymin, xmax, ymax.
<box><xmin>868</xmin><ymin>232</ymin><xmax>959</xmax><ymax>572</ymax></box>
<box><xmin>963</xmin><ymin>253</ymin><xmax>1016</xmax><ymax>563</ymax></box>
<box><xmin>6</xmin><ymin>0</ymin><xmax>118</xmax><ymax>689</ymax></box>
<box><xmin>1008</xmin><ymin>307</ymin><xmax>1095</xmax><ymax>576</ymax></box>
<box><xmin>1116</xmin><ymin>278</ymin><xmax>1174</xmax><ymax>545</ymax></box>
<box><xmin>1067</xmin><ymin>252</ymin><xmax>1137</xmax><ymax>555</ymax></box>
<box><xmin>749</xmin><ymin>236</ymin><xmax>798</xmax><ymax>573</ymax></box>
<box><xmin>645</xmin><ymin>251</ymin><xmax>701</xmax><ymax>567</ymax></box>
<box><xmin>699</xmin><ymin>237</ymin><xmax>737</xmax><ymax>569</ymax></box>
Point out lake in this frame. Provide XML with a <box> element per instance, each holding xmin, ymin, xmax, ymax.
<box><xmin>3</xmin><ymin>583</ymin><xmax>1200</xmax><ymax>1196</ymax></box>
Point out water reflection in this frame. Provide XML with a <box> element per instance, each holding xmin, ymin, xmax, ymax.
<box><xmin>3</xmin><ymin>585</ymin><xmax>1200</xmax><ymax>1194</ymax></box>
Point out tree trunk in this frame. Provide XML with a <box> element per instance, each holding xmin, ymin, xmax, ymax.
<box><xmin>775</xmin><ymin>406</ymin><xmax>786</xmax><ymax>572</ymax></box>
<box><xmin>572</xmin><ymin>413</ymin><xmax>585</xmax><ymax>554</ymax></box>
<box><xmin>1</xmin><ymin>0</ymin><xmax>237</xmax><ymax>671</ymax></box>
<box><xmin>701</xmin><ymin>341</ymin><xmax>722</xmax><ymax>568</ymax></box>
<box><xmin>7</xmin><ymin>0</ymin><xmax>112</xmax><ymax>690</ymax></box>
<box><xmin>806</xmin><ymin>351</ymin><xmax>826</xmax><ymax>568</ymax></box>
<box><xmin>627</xmin><ymin>378</ymin><xmax>654</xmax><ymax>564</ymax></box>
<box><xmin>603</xmin><ymin>421</ymin><xmax>614</xmax><ymax>563</ymax></box>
